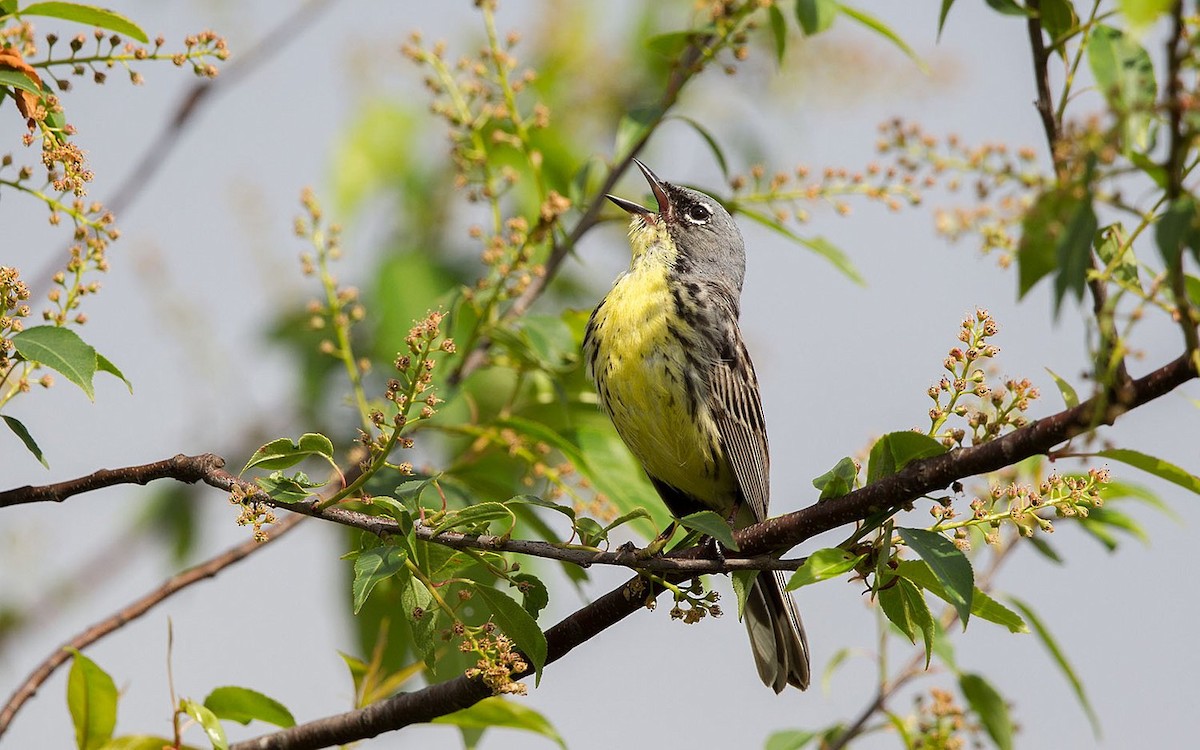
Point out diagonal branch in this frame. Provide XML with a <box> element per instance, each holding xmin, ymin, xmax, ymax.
<box><xmin>0</xmin><ymin>514</ymin><xmax>304</xmax><ymax>738</ymax></box>
<box><xmin>228</xmin><ymin>352</ymin><xmax>1197</xmax><ymax>750</ymax></box>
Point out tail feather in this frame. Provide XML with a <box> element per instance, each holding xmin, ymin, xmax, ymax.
<box><xmin>743</xmin><ymin>570</ymin><xmax>810</xmax><ymax>692</ymax></box>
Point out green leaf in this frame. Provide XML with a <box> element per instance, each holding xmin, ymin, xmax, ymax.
<box><xmin>12</xmin><ymin>325</ymin><xmax>98</xmax><ymax>400</ymax></box>
<box><xmin>505</xmin><ymin>494</ymin><xmax>577</xmax><ymax>524</ymax></box>
<box><xmin>1008</xmin><ymin>597</ymin><xmax>1100</xmax><ymax>736</ymax></box>
<box><xmin>398</xmin><ymin>569</ymin><xmax>437</xmax><ymax>668</ymax></box>
<box><xmin>1087</xmin><ymin>24</ymin><xmax>1157</xmax><ymax>153</ymax></box>
<box><xmin>1027</xmin><ymin>534</ymin><xmax>1063</xmax><ymax>563</ymax></box>
<box><xmin>795</xmin><ymin>0</ymin><xmax>837</xmax><ymax>35</ymax></box>
<box><xmin>645</xmin><ymin>30</ymin><xmax>698</xmax><ymax>59</ymax></box>
<box><xmin>97</xmin><ymin>737</ymin><xmax>178</xmax><ymax>750</ymax></box>
<box><xmin>0</xmin><ymin>68</ymin><xmax>42</xmax><ymax>94</ymax></box>
<box><xmin>505</xmin><ymin>417</ymin><xmax>665</xmax><ymax>537</ymax></box>
<box><xmin>895</xmin><ymin>529</ymin><xmax>973</xmax><ymax>625</ymax></box>
<box><xmin>4</xmin><ymin>414</ymin><xmax>48</xmax><ymax>468</ymax></box>
<box><xmin>95</xmin><ymin>353</ymin><xmax>132</xmax><ymax>393</ymax></box>
<box><xmin>1185</xmin><ymin>274</ymin><xmax>1200</xmax><ymax>308</ymax></box>
<box><xmin>254</xmin><ymin>470</ymin><xmax>325</xmax><ymax>504</ymax></box>
<box><xmin>937</xmin><ymin>0</ymin><xmax>956</xmax><ymax>38</ymax></box>
<box><xmin>820</xmin><ymin>647</ymin><xmax>855</xmax><ymax>692</ymax></box>
<box><xmin>433</xmin><ymin>697</ymin><xmax>565</xmax><ymax>748</ymax></box>
<box><xmin>894</xmin><ymin>560</ymin><xmax>1024</xmax><ymax>631</ymax></box>
<box><xmin>1155</xmin><ymin>195</ymin><xmax>1200</xmax><ymax>268</ymax></box>
<box><xmin>765</xmin><ymin>729</ymin><xmax>820</xmax><ymax>750</ymax></box>
<box><xmin>736</xmin><ymin>207</ymin><xmax>865</xmax><ymax>284</ymax></box>
<box><xmin>984</xmin><ymin>0</ymin><xmax>1029</xmax><ymax>16</ymax></box>
<box><xmin>968</xmin><ymin>589</ymin><xmax>1029</xmax><ymax>633</ymax></box>
<box><xmin>1039</xmin><ymin>0</ymin><xmax>1078</xmax><ymax>43</ymax></box>
<box><xmin>670</xmin><ymin>115</ymin><xmax>729</xmax><ymax>179</ymax></box>
<box><xmin>959</xmin><ymin>673</ymin><xmax>1014</xmax><ymax>750</ymax></box>
<box><xmin>241</xmin><ymin>433</ymin><xmax>335</xmax><ymax>473</ymax></box>
<box><xmin>472</xmin><ymin>585</ymin><xmax>548</xmax><ymax>682</ymax></box>
<box><xmin>66</xmin><ymin>648</ymin><xmax>117</xmax><ymax>750</ymax></box>
<box><xmin>731</xmin><ymin>569</ymin><xmax>756</xmax><ymax>619</ymax></box>
<box><xmin>1081</xmin><ymin>506</ymin><xmax>1149</xmax><ymax>546</ymax></box>
<box><xmin>1119</xmin><ymin>0</ymin><xmax>1175</xmax><ymax>28</ymax></box>
<box><xmin>181</xmin><ymin>698</ymin><xmax>228</xmax><ymax>750</ymax></box>
<box><xmin>511</xmin><ymin>573</ymin><xmax>549</xmax><ymax>617</ymax></box>
<box><xmin>352</xmin><ymin>545</ymin><xmax>407</xmax><ymax>614</ymax></box>
<box><xmin>1094</xmin><ymin>223</ymin><xmax>1139</xmax><ymax>286</ymax></box>
<box><xmin>203</xmin><ymin>686</ymin><xmax>295</xmax><ymax>728</ymax></box>
<box><xmin>1054</xmin><ymin>198</ymin><xmax>1098</xmax><ymax>312</ymax></box>
<box><xmin>1043</xmin><ymin>367</ymin><xmax>1079</xmax><ymax>408</ymax></box>
<box><xmin>19</xmin><ymin>3</ymin><xmax>148</xmax><ymax>42</ymax></box>
<box><xmin>1104</xmin><ymin>479</ymin><xmax>1182</xmax><ymax>523</ymax></box>
<box><xmin>812</xmin><ymin>456</ymin><xmax>858</xmax><ymax>499</ymax></box>
<box><xmin>839</xmin><ymin>5</ymin><xmax>929</xmax><ymax>73</ymax></box>
<box><xmin>602</xmin><ymin>507</ymin><xmax>653</xmax><ymax>533</ymax></box>
<box><xmin>878</xmin><ymin>577</ymin><xmax>935</xmax><ymax>666</ymax></box>
<box><xmin>786</xmin><ymin>548</ymin><xmax>865</xmax><ymax>590</ymax></box>
<box><xmin>767</xmin><ymin>4</ymin><xmax>788</xmax><ymax>63</ymax></box>
<box><xmin>866</xmin><ymin>432</ymin><xmax>947</xmax><ymax>484</ymax></box>
<box><xmin>614</xmin><ymin>106</ymin><xmax>661</xmax><ymax>161</ymax></box>
<box><xmin>1097</xmin><ymin>448</ymin><xmax>1200</xmax><ymax>496</ymax></box>
<box><xmin>1017</xmin><ymin>189</ymin><xmax>1097</xmax><ymax>311</ymax></box>
<box><xmin>677</xmin><ymin>510</ymin><xmax>737</xmax><ymax>551</ymax></box>
<box><xmin>431</xmin><ymin>502</ymin><xmax>515</xmax><ymax>536</ymax></box>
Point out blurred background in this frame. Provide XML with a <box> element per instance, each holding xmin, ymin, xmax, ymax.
<box><xmin>2</xmin><ymin>1</ymin><xmax>1197</xmax><ymax>747</ymax></box>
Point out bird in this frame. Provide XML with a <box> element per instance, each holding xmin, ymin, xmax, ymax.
<box><xmin>582</xmin><ymin>158</ymin><xmax>809</xmax><ymax>692</ymax></box>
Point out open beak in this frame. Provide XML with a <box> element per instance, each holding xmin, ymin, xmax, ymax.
<box><xmin>606</xmin><ymin>158</ymin><xmax>672</xmax><ymax>223</ymax></box>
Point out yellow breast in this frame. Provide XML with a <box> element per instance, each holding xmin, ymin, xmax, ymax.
<box><xmin>586</xmin><ymin>248</ymin><xmax>734</xmax><ymax>509</ymax></box>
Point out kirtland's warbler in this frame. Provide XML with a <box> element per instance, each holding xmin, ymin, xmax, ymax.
<box><xmin>583</xmin><ymin>159</ymin><xmax>810</xmax><ymax>692</ymax></box>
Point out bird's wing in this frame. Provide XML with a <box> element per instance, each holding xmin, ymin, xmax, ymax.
<box><xmin>710</xmin><ymin>330</ymin><xmax>771</xmax><ymax>525</ymax></box>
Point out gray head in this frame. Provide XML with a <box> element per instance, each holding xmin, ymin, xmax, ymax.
<box><xmin>606</xmin><ymin>159</ymin><xmax>747</xmax><ymax>292</ymax></box>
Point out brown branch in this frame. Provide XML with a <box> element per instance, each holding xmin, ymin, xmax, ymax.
<box><xmin>1163</xmin><ymin>0</ymin><xmax>1200</xmax><ymax>358</ymax></box>
<box><xmin>1026</xmin><ymin>1</ymin><xmax>1060</xmax><ymax>151</ymax></box>
<box><xmin>0</xmin><ymin>453</ymin><xmax>805</xmax><ymax>574</ymax></box>
<box><xmin>0</xmin><ymin>514</ymin><xmax>304</xmax><ymax>738</ymax></box>
<box><xmin>0</xmin><ymin>453</ymin><xmax>226</xmax><ymax>508</ymax></box>
<box><xmin>1025</xmin><ymin>0</ymin><xmax>1131</xmax><ymax>392</ymax></box>
<box><xmin>450</xmin><ymin>39</ymin><xmax>712</xmax><ymax>384</ymax></box>
<box><xmin>2</xmin><ymin>352</ymin><xmax>1191</xmax><ymax>748</ymax></box>
<box><xmin>229</xmin><ymin>352</ymin><xmax>1197</xmax><ymax>750</ymax></box>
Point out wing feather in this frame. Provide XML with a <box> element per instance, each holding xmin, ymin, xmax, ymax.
<box><xmin>711</xmin><ymin>337</ymin><xmax>771</xmax><ymax>524</ymax></box>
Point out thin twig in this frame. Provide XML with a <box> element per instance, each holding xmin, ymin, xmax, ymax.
<box><xmin>450</xmin><ymin>40</ymin><xmax>711</xmax><ymax>384</ymax></box>
<box><xmin>33</xmin><ymin>0</ymin><xmax>338</xmax><ymax>292</ymax></box>
<box><xmin>0</xmin><ymin>514</ymin><xmax>304</xmax><ymax>738</ymax></box>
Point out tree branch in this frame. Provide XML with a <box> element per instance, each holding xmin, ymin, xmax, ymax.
<box><xmin>1162</xmin><ymin>0</ymin><xmax>1200</xmax><ymax>359</ymax></box>
<box><xmin>1025</xmin><ymin>2</ymin><xmax>1131</xmax><ymax>392</ymax></box>
<box><xmin>229</xmin><ymin>352</ymin><xmax>1197</xmax><ymax>750</ymax></box>
<box><xmin>0</xmin><ymin>453</ymin><xmax>226</xmax><ymax>508</ymax></box>
<box><xmin>0</xmin><ymin>454</ymin><xmax>808</xmax><ymax>574</ymax></box>
<box><xmin>0</xmin><ymin>514</ymin><xmax>304</xmax><ymax>738</ymax></box>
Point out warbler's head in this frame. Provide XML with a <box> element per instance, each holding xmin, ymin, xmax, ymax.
<box><xmin>607</xmin><ymin>159</ymin><xmax>746</xmax><ymax>291</ymax></box>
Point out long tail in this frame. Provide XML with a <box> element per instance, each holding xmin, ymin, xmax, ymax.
<box><xmin>743</xmin><ymin>570</ymin><xmax>810</xmax><ymax>692</ymax></box>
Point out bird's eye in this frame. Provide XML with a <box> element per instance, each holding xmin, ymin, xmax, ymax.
<box><xmin>684</xmin><ymin>203</ymin><xmax>712</xmax><ymax>224</ymax></box>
